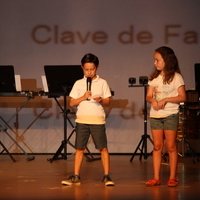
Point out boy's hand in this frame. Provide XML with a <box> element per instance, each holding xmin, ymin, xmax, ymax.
<box><xmin>85</xmin><ymin>91</ymin><xmax>91</xmax><ymax>100</ymax></box>
<box><xmin>93</xmin><ymin>96</ymin><xmax>102</xmax><ymax>103</ymax></box>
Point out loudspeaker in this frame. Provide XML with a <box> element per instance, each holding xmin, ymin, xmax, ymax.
<box><xmin>194</xmin><ymin>63</ymin><xmax>200</xmax><ymax>93</ymax></box>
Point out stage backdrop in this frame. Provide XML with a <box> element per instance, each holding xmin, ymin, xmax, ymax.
<box><xmin>0</xmin><ymin>0</ymin><xmax>200</xmax><ymax>154</ymax></box>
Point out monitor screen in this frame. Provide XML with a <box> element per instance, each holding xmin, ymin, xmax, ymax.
<box><xmin>195</xmin><ymin>63</ymin><xmax>200</xmax><ymax>94</ymax></box>
<box><xmin>0</xmin><ymin>65</ymin><xmax>16</xmax><ymax>92</ymax></box>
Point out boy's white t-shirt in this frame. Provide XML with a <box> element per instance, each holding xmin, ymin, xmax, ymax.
<box><xmin>69</xmin><ymin>75</ymin><xmax>111</xmax><ymax>124</ymax></box>
<box><xmin>148</xmin><ymin>72</ymin><xmax>185</xmax><ymax>118</ymax></box>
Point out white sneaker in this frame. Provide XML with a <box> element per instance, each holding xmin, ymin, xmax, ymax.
<box><xmin>61</xmin><ymin>175</ymin><xmax>81</xmax><ymax>186</ymax></box>
<box><xmin>102</xmin><ymin>175</ymin><xmax>115</xmax><ymax>186</ymax></box>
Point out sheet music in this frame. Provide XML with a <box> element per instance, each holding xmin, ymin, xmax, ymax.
<box><xmin>15</xmin><ymin>75</ymin><xmax>22</xmax><ymax>91</ymax></box>
<box><xmin>41</xmin><ymin>75</ymin><xmax>49</xmax><ymax>92</ymax></box>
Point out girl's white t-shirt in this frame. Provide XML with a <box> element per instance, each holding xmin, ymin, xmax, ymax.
<box><xmin>148</xmin><ymin>72</ymin><xmax>185</xmax><ymax>118</ymax></box>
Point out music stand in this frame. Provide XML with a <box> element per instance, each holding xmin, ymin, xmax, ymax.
<box><xmin>0</xmin><ymin>140</ymin><xmax>16</xmax><ymax>162</ymax></box>
<box><xmin>44</xmin><ymin>65</ymin><xmax>83</xmax><ymax>97</ymax></box>
<box><xmin>129</xmin><ymin>77</ymin><xmax>154</xmax><ymax>161</ymax></box>
<box><xmin>44</xmin><ymin>65</ymin><xmax>98</xmax><ymax>162</ymax></box>
<box><xmin>0</xmin><ymin>66</ymin><xmax>35</xmax><ymax>161</ymax></box>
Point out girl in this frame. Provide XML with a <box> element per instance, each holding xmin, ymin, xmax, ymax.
<box><xmin>145</xmin><ymin>46</ymin><xmax>186</xmax><ymax>187</ymax></box>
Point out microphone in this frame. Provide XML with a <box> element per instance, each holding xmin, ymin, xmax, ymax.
<box><xmin>86</xmin><ymin>77</ymin><xmax>92</xmax><ymax>91</ymax></box>
<box><xmin>86</xmin><ymin>77</ymin><xmax>92</xmax><ymax>101</ymax></box>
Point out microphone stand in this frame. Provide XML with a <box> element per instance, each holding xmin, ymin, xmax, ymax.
<box><xmin>48</xmin><ymin>83</ymin><xmax>100</xmax><ymax>162</ymax></box>
<box><xmin>129</xmin><ymin>84</ymin><xmax>153</xmax><ymax>161</ymax></box>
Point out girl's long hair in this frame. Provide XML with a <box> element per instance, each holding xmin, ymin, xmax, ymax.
<box><xmin>149</xmin><ymin>46</ymin><xmax>181</xmax><ymax>84</ymax></box>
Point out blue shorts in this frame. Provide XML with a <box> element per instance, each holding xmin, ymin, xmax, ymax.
<box><xmin>75</xmin><ymin>123</ymin><xmax>107</xmax><ymax>149</ymax></box>
<box><xmin>150</xmin><ymin>114</ymin><xmax>178</xmax><ymax>131</ymax></box>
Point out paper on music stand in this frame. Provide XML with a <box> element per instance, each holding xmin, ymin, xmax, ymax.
<box><xmin>15</xmin><ymin>75</ymin><xmax>22</xmax><ymax>91</ymax></box>
<box><xmin>41</xmin><ymin>75</ymin><xmax>49</xmax><ymax>92</ymax></box>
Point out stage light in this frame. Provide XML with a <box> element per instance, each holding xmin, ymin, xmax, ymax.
<box><xmin>128</xmin><ymin>77</ymin><xmax>136</xmax><ymax>86</ymax></box>
<box><xmin>139</xmin><ymin>76</ymin><xmax>148</xmax><ymax>85</ymax></box>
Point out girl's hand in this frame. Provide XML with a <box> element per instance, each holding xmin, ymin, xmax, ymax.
<box><xmin>151</xmin><ymin>99</ymin><xmax>159</xmax><ymax>110</ymax></box>
<box><xmin>157</xmin><ymin>99</ymin><xmax>166</xmax><ymax>109</ymax></box>
<box><xmin>152</xmin><ymin>100</ymin><xmax>160</xmax><ymax>110</ymax></box>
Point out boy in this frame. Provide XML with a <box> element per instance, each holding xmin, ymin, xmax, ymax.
<box><xmin>61</xmin><ymin>53</ymin><xmax>114</xmax><ymax>186</ymax></box>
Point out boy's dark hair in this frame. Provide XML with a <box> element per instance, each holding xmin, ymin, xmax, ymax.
<box><xmin>81</xmin><ymin>53</ymin><xmax>99</xmax><ymax>67</ymax></box>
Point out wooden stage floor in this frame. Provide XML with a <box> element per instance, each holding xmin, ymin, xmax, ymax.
<box><xmin>0</xmin><ymin>154</ymin><xmax>200</xmax><ymax>200</ymax></box>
